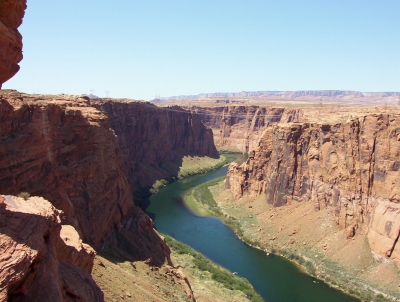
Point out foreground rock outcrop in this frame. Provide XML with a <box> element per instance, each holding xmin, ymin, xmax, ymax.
<box><xmin>0</xmin><ymin>195</ymin><xmax>103</xmax><ymax>301</ymax></box>
<box><xmin>226</xmin><ymin>109</ymin><xmax>400</xmax><ymax>265</ymax></box>
<box><xmin>0</xmin><ymin>0</ymin><xmax>26</xmax><ymax>87</ymax></box>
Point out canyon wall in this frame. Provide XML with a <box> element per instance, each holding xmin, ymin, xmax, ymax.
<box><xmin>0</xmin><ymin>195</ymin><xmax>103</xmax><ymax>301</ymax></box>
<box><xmin>195</xmin><ymin>106</ymin><xmax>301</xmax><ymax>153</ymax></box>
<box><xmin>226</xmin><ymin>112</ymin><xmax>400</xmax><ymax>264</ymax></box>
<box><xmin>0</xmin><ymin>91</ymin><xmax>217</xmax><ymax>257</ymax></box>
<box><xmin>0</xmin><ymin>0</ymin><xmax>26</xmax><ymax>88</ymax></box>
<box><xmin>93</xmin><ymin>102</ymin><xmax>217</xmax><ymax>187</ymax></box>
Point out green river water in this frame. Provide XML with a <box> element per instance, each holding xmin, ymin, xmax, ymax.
<box><xmin>145</xmin><ymin>164</ymin><xmax>359</xmax><ymax>302</ymax></box>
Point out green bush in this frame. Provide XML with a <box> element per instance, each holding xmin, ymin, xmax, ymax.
<box><xmin>150</xmin><ymin>179</ymin><xmax>169</xmax><ymax>194</ymax></box>
<box><xmin>17</xmin><ymin>192</ymin><xmax>30</xmax><ymax>200</ymax></box>
<box><xmin>374</xmin><ymin>294</ymin><xmax>390</xmax><ymax>302</ymax></box>
<box><xmin>304</xmin><ymin>261</ymin><xmax>316</xmax><ymax>276</ymax></box>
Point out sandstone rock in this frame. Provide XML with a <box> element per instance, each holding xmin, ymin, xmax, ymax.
<box><xmin>0</xmin><ymin>195</ymin><xmax>103</xmax><ymax>301</ymax></box>
<box><xmin>367</xmin><ymin>201</ymin><xmax>400</xmax><ymax>265</ymax></box>
<box><xmin>0</xmin><ymin>90</ymin><xmax>219</xmax><ymax>301</ymax></box>
<box><xmin>226</xmin><ymin>111</ymin><xmax>400</xmax><ymax>265</ymax></box>
<box><xmin>56</xmin><ymin>225</ymin><xmax>96</xmax><ymax>273</ymax></box>
<box><xmin>198</xmin><ymin>106</ymin><xmax>291</xmax><ymax>153</ymax></box>
<box><xmin>346</xmin><ymin>225</ymin><xmax>355</xmax><ymax>239</ymax></box>
<box><xmin>117</xmin><ymin>212</ymin><xmax>172</xmax><ymax>267</ymax></box>
<box><xmin>0</xmin><ymin>92</ymin><xmax>133</xmax><ymax>248</ymax></box>
<box><xmin>92</xmin><ymin>101</ymin><xmax>218</xmax><ymax>188</ymax></box>
<box><xmin>170</xmin><ymin>268</ymin><xmax>195</xmax><ymax>302</ymax></box>
<box><xmin>0</xmin><ymin>0</ymin><xmax>26</xmax><ymax>87</ymax></box>
<box><xmin>0</xmin><ymin>91</ymin><xmax>217</xmax><ymax>258</ymax></box>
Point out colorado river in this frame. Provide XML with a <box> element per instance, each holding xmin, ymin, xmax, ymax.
<box><xmin>145</xmin><ymin>164</ymin><xmax>359</xmax><ymax>302</ymax></box>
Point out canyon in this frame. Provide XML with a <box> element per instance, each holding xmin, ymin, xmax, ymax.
<box><xmin>1</xmin><ymin>1</ymin><xmax>400</xmax><ymax>300</ymax></box>
<box><xmin>195</xmin><ymin>106</ymin><xmax>300</xmax><ymax>153</ymax></box>
<box><xmin>224</xmin><ymin>106</ymin><xmax>400</xmax><ymax>265</ymax></box>
<box><xmin>196</xmin><ymin>104</ymin><xmax>400</xmax><ymax>300</ymax></box>
<box><xmin>1</xmin><ymin>89</ymin><xmax>399</xmax><ymax>300</ymax></box>
<box><xmin>0</xmin><ymin>89</ymin><xmax>218</xmax><ymax>300</ymax></box>
<box><xmin>166</xmin><ymin>102</ymin><xmax>400</xmax><ymax>299</ymax></box>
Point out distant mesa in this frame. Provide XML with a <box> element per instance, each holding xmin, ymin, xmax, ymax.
<box><xmin>82</xmin><ymin>93</ymin><xmax>99</xmax><ymax>99</ymax></box>
<box><xmin>156</xmin><ymin>90</ymin><xmax>400</xmax><ymax>105</ymax></box>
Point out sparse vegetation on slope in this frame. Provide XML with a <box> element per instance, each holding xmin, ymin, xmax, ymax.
<box><xmin>184</xmin><ymin>176</ymin><xmax>245</xmax><ymax>237</ymax></box>
<box><xmin>150</xmin><ymin>151</ymin><xmax>240</xmax><ymax>194</ymax></box>
<box><xmin>206</xmin><ymin>180</ymin><xmax>400</xmax><ymax>302</ymax></box>
<box><xmin>177</xmin><ymin>152</ymin><xmax>239</xmax><ymax>179</ymax></box>
<box><xmin>184</xmin><ymin>177</ymin><xmax>400</xmax><ymax>301</ymax></box>
<box><xmin>165</xmin><ymin>235</ymin><xmax>263</xmax><ymax>302</ymax></box>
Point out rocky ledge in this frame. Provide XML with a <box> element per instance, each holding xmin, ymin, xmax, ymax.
<box><xmin>0</xmin><ymin>195</ymin><xmax>103</xmax><ymax>301</ymax></box>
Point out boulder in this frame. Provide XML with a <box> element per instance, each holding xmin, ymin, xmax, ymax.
<box><xmin>0</xmin><ymin>195</ymin><xmax>103</xmax><ymax>301</ymax></box>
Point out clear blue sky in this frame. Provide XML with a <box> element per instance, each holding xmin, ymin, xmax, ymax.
<box><xmin>3</xmin><ymin>0</ymin><xmax>399</xmax><ymax>100</ymax></box>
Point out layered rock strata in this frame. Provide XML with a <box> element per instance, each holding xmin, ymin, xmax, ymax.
<box><xmin>195</xmin><ymin>106</ymin><xmax>302</xmax><ymax>153</ymax></box>
<box><xmin>0</xmin><ymin>0</ymin><xmax>26</xmax><ymax>87</ymax></box>
<box><xmin>226</xmin><ymin>112</ymin><xmax>400</xmax><ymax>265</ymax></box>
<box><xmin>92</xmin><ymin>101</ymin><xmax>217</xmax><ymax>187</ymax></box>
<box><xmin>0</xmin><ymin>195</ymin><xmax>103</xmax><ymax>301</ymax></box>
<box><xmin>0</xmin><ymin>90</ymin><xmax>217</xmax><ymax>259</ymax></box>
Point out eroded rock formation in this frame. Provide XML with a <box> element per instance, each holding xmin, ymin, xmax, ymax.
<box><xmin>196</xmin><ymin>106</ymin><xmax>301</xmax><ymax>153</ymax></box>
<box><xmin>0</xmin><ymin>0</ymin><xmax>26</xmax><ymax>87</ymax></box>
<box><xmin>93</xmin><ymin>101</ymin><xmax>217</xmax><ymax>187</ymax></box>
<box><xmin>0</xmin><ymin>90</ymin><xmax>217</xmax><ymax>258</ymax></box>
<box><xmin>0</xmin><ymin>195</ymin><xmax>103</xmax><ymax>301</ymax></box>
<box><xmin>226</xmin><ymin>112</ymin><xmax>400</xmax><ymax>265</ymax></box>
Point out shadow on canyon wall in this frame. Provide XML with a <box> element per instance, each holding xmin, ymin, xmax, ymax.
<box><xmin>0</xmin><ymin>92</ymin><xmax>218</xmax><ymax>269</ymax></box>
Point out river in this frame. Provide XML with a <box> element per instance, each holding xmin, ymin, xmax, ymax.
<box><xmin>145</xmin><ymin>164</ymin><xmax>359</xmax><ymax>302</ymax></box>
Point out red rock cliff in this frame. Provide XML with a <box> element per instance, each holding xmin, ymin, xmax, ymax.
<box><xmin>0</xmin><ymin>195</ymin><xmax>103</xmax><ymax>301</ymax></box>
<box><xmin>93</xmin><ymin>101</ymin><xmax>218</xmax><ymax>187</ymax></box>
<box><xmin>195</xmin><ymin>106</ymin><xmax>301</xmax><ymax>152</ymax></box>
<box><xmin>226</xmin><ymin>111</ymin><xmax>400</xmax><ymax>264</ymax></box>
<box><xmin>0</xmin><ymin>91</ymin><xmax>217</xmax><ymax>261</ymax></box>
<box><xmin>0</xmin><ymin>0</ymin><xmax>26</xmax><ymax>88</ymax></box>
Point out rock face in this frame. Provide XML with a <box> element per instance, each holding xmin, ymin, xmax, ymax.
<box><xmin>0</xmin><ymin>90</ymin><xmax>217</xmax><ymax>256</ymax></box>
<box><xmin>196</xmin><ymin>106</ymin><xmax>301</xmax><ymax>153</ymax></box>
<box><xmin>0</xmin><ymin>91</ymin><xmax>133</xmax><ymax>248</ymax></box>
<box><xmin>0</xmin><ymin>195</ymin><xmax>103</xmax><ymax>301</ymax></box>
<box><xmin>57</xmin><ymin>225</ymin><xmax>97</xmax><ymax>274</ymax></box>
<box><xmin>93</xmin><ymin>101</ymin><xmax>217</xmax><ymax>187</ymax></box>
<box><xmin>226</xmin><ymin>112</ymin><xmax>400</xmax><ymax>265</ymax></box>
<box><xmin>0</xmin><ymin>0</ymin><xmax>26</xmax><ymax>87</ymax></box>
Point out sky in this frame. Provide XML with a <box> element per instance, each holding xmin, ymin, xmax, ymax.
<box><xmin>3</xmin><ymin>0</ymin><xmax>400</xmax><ymax>100</ymax></box>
